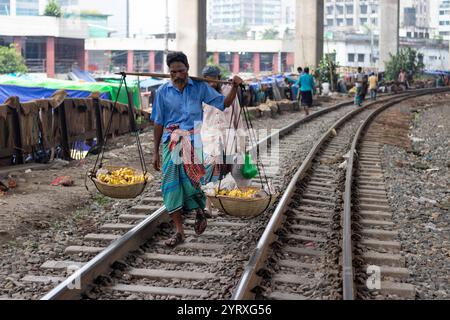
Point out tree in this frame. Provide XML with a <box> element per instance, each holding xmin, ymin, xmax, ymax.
<box><xmin>262</xmin><ymin>28</ymin><xmax>279</xmax><ymax>40</ymax></box>
<box><xmin>44</xmin><ymin>0</ymin><xmax>62</xmax><ymax>17</ymax></box>
<box><xmin>384</xmin><ymin>48</ymin><xmax>425</xmax><ymax>81</ymax></box>
<box><xmin>316</xmin><ymin>51</ymin><xmax>340</xmax><ymax>90</ymax></box>
<box><xmin>233</xmin><ymin>23</ymin><xmax>250</xmax><ymax>40</ymax></box>
<box><xmin>0</xmin><ymin>45</ymin><xmax>28</xmax><ymax>74</ymax></box>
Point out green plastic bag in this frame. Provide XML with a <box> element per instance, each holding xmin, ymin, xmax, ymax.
<box><xmin>242</xmin><ymin>153</ymin><xmax>259</xmax><ymax>179</ymax></box>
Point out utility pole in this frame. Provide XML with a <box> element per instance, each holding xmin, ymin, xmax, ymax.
<box><xmin>126</xmin><ymin>0</ymin><xmax>130</xmax><ymax>38</ymax></box>
<box><xmin>164</xmin><ymin>0</ymin><xmax>170</xmax><ymax>73</ymax></box>
<box><xmin>369</xmin><ymin>0</ymin><xmax>374</xmax><ymax>68</ymax></box>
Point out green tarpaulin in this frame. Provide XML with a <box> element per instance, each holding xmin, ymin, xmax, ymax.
<box><xmin>0</xmin><ymin>76</ymin><xmax>140</xmax><ymax>108</ymax></box>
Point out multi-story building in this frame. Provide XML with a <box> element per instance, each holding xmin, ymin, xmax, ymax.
<box><xmin>57</xmin><ymin>0</ymin><xmax>126</xmax><ymax>38</ymax></box>
<box><xmin>281</xmin><ymin>0</ymin><xmax>295</xmax><ymax>25</ymax></box>
<box><xmin>0</xmin><ymin>0</ymin><xmax>45</xmax><ymax>16</ymax></box>
<box><xmin>0</xmin><ymin>0</ymin><xmax>89</xmax><ymax>77</ymax></box>
<box><xmin>324</xmin><ymin>0</ymin><xmax>379</xmax><ymax>31</ymax></box>
<box><xmin>208</xmin><ymin>0</ymin><xmax>282</xmax><ymax>35</ymax></box>
<box><xmin>438</xmin><ymin>0</ymin><xmax>450</xmax><ymax>40</ymax></box>
<box><xmin>324</xmin><ymin>0</ymin><xmax>435</xmax><ymax>39</ymax></box>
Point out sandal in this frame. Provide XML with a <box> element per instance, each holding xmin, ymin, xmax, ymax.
<box><xmin>194</xmin><ymin>210</ymin><xmax>208</xmax><ymax>235</ymax></box>
<box><xmin>165</xmin><ymin>233</ymin><xmax>185</xmax><ymax>248</ymax></box>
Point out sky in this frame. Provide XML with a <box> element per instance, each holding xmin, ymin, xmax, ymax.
<box><xmin>76</xmin><ymin>0</ymin><xmax>177</xmax><ymax>37</ymax></box>
<box><xmin>130</xmin><ymin>0</ymin><xmax>177</xmax><ymax>36</ymax></box>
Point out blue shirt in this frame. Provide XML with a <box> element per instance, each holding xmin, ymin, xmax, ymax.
<box><xmin>296</xmin><ymin>74</ymin><xmax>315</xmax><ymax>93</ymax></box>
<box><xmin>151</xmin><ymin>78</ymin><xmax>225</xmax><ymax>143</ymax></box>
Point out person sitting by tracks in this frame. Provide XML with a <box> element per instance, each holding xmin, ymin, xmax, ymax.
<box><xmin>295</xmin><ymin>67</ymin><xmax>315</xmax><ymax>116</ymax></box>
<box><xmin>200</xmin><ymin>65</ymin><xmax>252</xmax><ymax>217</ymax></box>
<box><xmin>151</xmin><ymin>52</ymin><xmax>244</xmax><ymax>248</ymax></box>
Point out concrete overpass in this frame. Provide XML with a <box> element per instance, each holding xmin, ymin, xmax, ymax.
<box><xmin>178</xmin><ymin>0</ymin><xmax>400</xmax><ymax>76</ymax></box>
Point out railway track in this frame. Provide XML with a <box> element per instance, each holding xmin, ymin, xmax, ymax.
<box><xmin>232</xmin><ymin>87</ymin><xmax>449</xmax><ymax>301</ymax></box>
<box><xmin>15</xmin><ymin>89</ymin><xmax>446</xmax><ymax>300</ymax></box>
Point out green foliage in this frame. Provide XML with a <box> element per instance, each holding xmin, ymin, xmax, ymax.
<box><xmin>44</xmin><ymin>0</ymin><xmax>62</xmax><ymax>17</ymax></box>
<box><xmin>316</xmin><ymin>51</ymin><xmax>340</xmax><ymax>89</ymax></box>
<box><xmin>262</xmin><ymin>28</ymin><xmax>279</xmax><ymax>40</ymax></box>
<box><xmin>384</xmin><ymin>48</ymin><xmax>425</xmax><ymax>81</ymax></box>
<box><xmin>232</xmin><ymin>23</ymin><xmax>250</xmax><ymax>40</ymax></box>
<box><xmin>0</xmin><ymin>45</ymin><xmax>27</xmax><ymax>74</ymax></box>
<box><xmin>206</xmin><ymin>55</ymin><xmax>231</xmax><ymax>79</ymax></box>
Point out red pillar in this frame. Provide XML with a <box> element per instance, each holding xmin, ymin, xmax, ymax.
<box><xmin>84</xmin><ymin>50</ymin><xmax>89</xmax><ymax>71</ymax></box>
<box><xmin>46</xmin><ymin>37</ymin><xmax>55</xmax><ymax>78</ymax></box>
<box><xmin>127</xmin><ymin>50</ymin><xmax>134</xmax><ymax>72</ymax></box>
<box><xmin>272</xmin><ymin>53</ymin><xmax>279</xmax><ymax>74</ymax></box>
<box><xmin>149</xmin><ymin>51</ymin><xmax>156</xmax><ymax>72</ymax></box>
<box><xmin>213</xmin><ymin>52</ymin><xmax>220</xmax><ymax>65</ymax></box>
<box><xmin>232</xmin><ymin>53</ymin><xmax>240</xmax><ymax>74</ymax></box>
<box><xmin>286</xmin><ymin>53</ymin><xmax>295</xmax><ymax>69</ymax></box>
<box><xmin>253</xmin><ymin>53</ymin><xmax>260</xmax><ymax>74</ymax></box>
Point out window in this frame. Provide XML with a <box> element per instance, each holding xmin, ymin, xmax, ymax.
<box><xmin>326</xmin><ymin>6</ymin><xmax>333</xmax><ymax>15</ymax></box>
<box><xmin>348</xmin><ymin>53</ymin><xmax>355</xmax><ymax>63</ymax></box>
<box><xmin>346</xmin><ymin>4</ymin><xmax>353</xmax><ymax>14</ymax></box>
<box><xmin>327</xmin><ymin>19</ymin><xmax>334</xmax><ymax>26</ymax></box>
<box><xmin>358</xmin><ymin>54</ymin><xmax>365</xmax><ymax>62</ymax></box>
<box><xmin>407</xmin><ymin>31</ymin><xmax>412</xmax><ymax>37</ymax></box>
<box><xmin>16</xmin><ymin>0</ymin><xmax>39</xmax><ymax>16</ymax></box>
<box><xmin>360</xmin><ymin>4</ymin><xmax>368</xmax><ymax>14</ymax></box>
<box><xmin>336</xmin><ymin>5</ymin><xmax>344</xmax><ymax>15</ymax></box>
<box><xmin>0</xmin><ymin>0</ymin><xmax>10</xmax><ymax>15</ymax></box>
<box><xmin>360</xmin><ymin>18</ymin><xmax>367</xmax><ymax>25</ymax></box>
<box><xmin>346</xmin><ymin>18</ymin><xmax>354</xmax><ymax>26</ymax></box>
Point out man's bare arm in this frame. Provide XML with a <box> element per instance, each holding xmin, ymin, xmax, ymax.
<box><xmin>224</xmin><ymin>76</ymin><xmax>244</xmax><ymax>108</ymax></box>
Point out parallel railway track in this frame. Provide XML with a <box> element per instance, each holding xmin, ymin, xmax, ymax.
<box><xmin>15</xmin><ymin>89</ymin><xmax>447</xmax><ymax>300</ymax></box>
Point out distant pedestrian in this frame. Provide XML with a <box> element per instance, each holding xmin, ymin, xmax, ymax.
<box><xmin>295</xmin><ymin>67</ymin><xmax>315</xmax><ymax>116</ymax></box>
<box><xmin>354</xmin><ymin>67</ymin><xmax>365</xmax><ymax>107</ymax></box>
<box><xmin>368</xmin><ymin>72</ymin><xmax>378</xmax><ymax>101</ymax></box>
<box><xmin>398</xmin><ymin>69</ymin><xmax>407</xmax><ymax>89</ymax></box>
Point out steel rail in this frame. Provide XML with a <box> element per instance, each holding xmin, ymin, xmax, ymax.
<box><xmin>341</xmin><ymin>87</ymin><xmax>450</xmax><ymax>300</ymax></box>
<box><xmin>231</xmin><ymin>88</ymin><xmax>444</xmax><ymax>300</ymax></box>
<box><xmin>41</xmin><ymin>208</ymin><xmax>171</xmax><ymax>300</ymax></box>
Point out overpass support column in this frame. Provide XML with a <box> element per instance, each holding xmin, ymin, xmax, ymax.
<box><xmin>176</xmin><ymin>0</ymin><xmax>207</xmax><ymax>76</ymax></box>
<box><xmin>379</xmin><ymin>0</ymin><xmax>400</xmax><ymax>71</ymax></box>
<box><xmin>295</xmin><ymin>0</ymin><xmax>324</xmax><ymax>68</ymax></box>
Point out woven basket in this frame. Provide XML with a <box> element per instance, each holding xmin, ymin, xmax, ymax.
<box><xmin>207</xmin><ymin>187</ymin><xmax>278</xmax><ymax>218</ymax></box>
<box><xmin>92</xmin><ymin>166</ymin><xmax>152</xmax><ymax>199</ymax></box>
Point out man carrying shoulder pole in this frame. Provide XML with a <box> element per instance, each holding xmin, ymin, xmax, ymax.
<box><xmin>151</xmin><ymin>52</ymin><xmax>243</xmax><ymax>247</ymax></box>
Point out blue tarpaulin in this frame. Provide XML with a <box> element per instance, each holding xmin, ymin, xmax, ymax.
<box><xmin>139</xmin><ymin>77</ymin><xmax>167</xmax><ymax>89</ymax></box>
<box><xmin>0</xmin><ymin>84</ymin><xmax>109</xmax><ymax>104</ymax></box>
<box><xmin>423</xmin><ymin>70</ymin><xmax>450</xmax><ymax>76</ymax></box>
<box><xmin>69</xmin><ymin>67</ymin><xmax>97</xmax><ymax>82</ymax></box>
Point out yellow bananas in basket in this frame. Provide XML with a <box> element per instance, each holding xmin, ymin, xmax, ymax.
<box><xmin>215</xmin><ymin>188</ymin><xmax>258</xmax><ymax>199</ymax></box>
<box><xmin>97</xmin><ymin>167</ymin><xmax>145</xmax><ymax>185</ymax></box>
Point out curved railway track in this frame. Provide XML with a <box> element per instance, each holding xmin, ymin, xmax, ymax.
<box><xmin>17</xmin><ymin>89</ymin><xmax>446</xmax><ymax>300</ymax></box>
<box><xmin>232</xmin><ymin>87</ymin><xmax>449</xmax><ymax>300</ymax></box>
